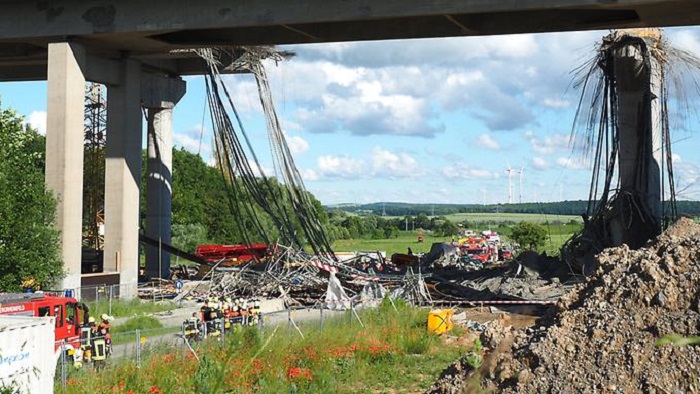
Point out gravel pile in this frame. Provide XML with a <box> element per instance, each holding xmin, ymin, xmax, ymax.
<box><xmin>429</xmin><ymin>218</ymin><xmax>700</xmax><ymax>394</ymax></box>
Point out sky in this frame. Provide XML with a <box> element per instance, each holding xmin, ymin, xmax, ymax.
<box><xmin>1</xmin><ymin>27</ymin><xmax>700</xmax><ymax>205</ymax></box>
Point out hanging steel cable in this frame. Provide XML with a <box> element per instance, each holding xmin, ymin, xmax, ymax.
<box><xmin>197</xmin><ymin>47</ymin><xmax>336</xmax><ymax>260</ymax></box>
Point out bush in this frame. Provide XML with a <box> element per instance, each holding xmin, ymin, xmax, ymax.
<box><xmin>510</xmin><ymin>221</ymin><xmax>548</xmax><ymax>250</ymax></box>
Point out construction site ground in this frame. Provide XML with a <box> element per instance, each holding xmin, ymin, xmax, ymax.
<box><xmin>429</xmin><ymin>217</ymin><xmax>700</xmax><ymax>393</ymax></box>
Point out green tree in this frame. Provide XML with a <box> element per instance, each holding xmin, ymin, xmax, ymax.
<box><xmin>438</xmin><ymin>219</ymin><xmax>459</xmax><ymax>237</ymax></box>
<box><xmin>171</xmin><ymin>223</ymin><xmax>209</xmax><ymax>253</ymax></box>
<box><xmin>510</xmin><ymin>221</ymin><xmax>548</xmax><ymax>250</ymax></box>
<box><xmin>0</xmin><ymin>104</ymin><xmax>63</xmax><ymax>291</ymax></box>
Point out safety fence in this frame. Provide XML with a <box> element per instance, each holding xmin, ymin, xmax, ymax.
<box><xmin>47</xmin><ymin>281</ymin><xmax>183</xmax><ymax>303</ymax></box>
<box><xmin>54</xmin><ymin>301</ymin><xmax>372</xmax><ymax>393</ymax></box>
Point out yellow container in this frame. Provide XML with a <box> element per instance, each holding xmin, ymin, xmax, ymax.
<box><xmin>427</xmin><ymin>309</ymin><xmax>454</xmax><ymax>335</ymax></box>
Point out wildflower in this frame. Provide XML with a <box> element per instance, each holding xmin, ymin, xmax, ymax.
<box><xmin>149</xmin><ymin>386</ymin><xmax>163</xmax><ymax>394</ymax></box>
<box><xmin>287</xmin><ymin>367</ymin><xmax>312</xmax><ymax>382</ymax></box>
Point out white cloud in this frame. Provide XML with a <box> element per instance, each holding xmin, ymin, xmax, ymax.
<box><xmin>674</xmin><ymin>160</ymin><xmax>700</xmax><ymax>199</ymax></box>
<box><xmin>301</xmin><ymin>168</ymin><xmax>319</xmax><ymax>181</ymax></box>
<box><xmin>308</xmin><ymin>147</ymin><xmax>424</xmax><ymax>180</ymax></box>
<box><xmin>173</xmin><ymin>125</ymin><xmax>208</xmax><ymax>156</ymax></box>
<box><xmin>442</xmin><ymin>164</ymin><xmax>497</xmax><ymax>179</ymax></box>
<box><xmin>475</xmin><ymin>134</ymin><xmax>501</xmax><ymax>150</ymax></box>
<box><xmin>669</xmin><ymin>30</ymin><xmax>700</xmax><ymax>56</ymax></box>
<box><xmin>531</xmin><ymin>157</ymin><xmax>549</xmax><ymax>170</ymax></box>
<box><xmin>26</xmin><ymin>110</ymin><xmax>46</xmax><ymax>135</ymax></box>
<box><xmin>542</xmin><ymin>98</ymin><xmax>571</xmax><ymax>109</ymax></box>
<box><xmin>296</xmin><ymin>74</ymin><xmax>445</xmax><ymax>137</ymax></box>
<box><xmin>556</xmin><ymin>156</ymin><xmax>589</xmax><ymax>170</ymax></box>
<box><xmin>371</xmin><ymin>147</ymin><xmax>424</xmax><ymax>178</ymax></box>
<box><xmin>277</xmin><ymin>31</ymin><xmax>604</xmax><ymax>135</ymax></box>
<box><xmin>525</xmin><ymin>131</ymin><xmax>572</xmax><ymax>154</ymax></box>
<box><xmin>316</xmin><ymin>155</ymin><xmax>366</xmax><ymax>179</ymax></box>
<box><xmin>286</xmin><ymin>134</ymin><xmax>309</xmax><ymax>155</ymax></box>
<box><xmin>248</xmin><ymin>160</ymin><xmax>274</xmax><ymax>178</ymax></box>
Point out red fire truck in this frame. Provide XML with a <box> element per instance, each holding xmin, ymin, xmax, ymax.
<box><xmin>0</xmin><ymin>292</ymin><xmax>89</xmax><ymax>362</ymax></box>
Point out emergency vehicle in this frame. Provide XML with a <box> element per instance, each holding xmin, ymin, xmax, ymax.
<box><xmin>0</xmin><ymin>292</ymin><xmax>89</xmax><ymax>363</ymax></box>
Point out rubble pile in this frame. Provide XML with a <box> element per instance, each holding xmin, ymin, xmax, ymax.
<box><xmin>430</xmin><ymin>218</ymin><xmax>700</xmax><ymax>393</ymax></box>
<box><xmin>463</xmin><ymin>265</ymin><xmax>570</xmax><ymax>300</ymax></box>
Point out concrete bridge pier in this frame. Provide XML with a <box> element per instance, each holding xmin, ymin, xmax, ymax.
<box><xmin>143</xmin><ymin>77</ymin><xmax>186</xmax><ymax>280</ymax></box>
<box><xmin>103</xmin><ymin>59</ymin><xmax>143</xmax><ymax>298</ymax></box>
<box><xmin>45</xmin><ymin>42</ymin><xmax>86</xmax><ymax>292</ymax></box>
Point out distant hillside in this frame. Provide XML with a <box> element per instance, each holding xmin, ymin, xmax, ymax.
<box><xmin>326</xmin><ymin>200</ymin><xmax>700</xmax><ymax>217</ymax></box>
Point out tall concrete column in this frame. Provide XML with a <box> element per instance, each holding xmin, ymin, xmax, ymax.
<box><xmin>610</xmin><ymin>36</ymin><xmax>662</xmax><ymax>247</ymax></box>
<box><xmin>145</xmin><ymin>106</ymin><xmax>173</xmax><ymax>279</ymax></box>
<box><xmin>104</xmin><ymin>59</ymin><xmax>142</xmax><ymax>297</ymax></box>
<box><xmin>46</xmin><ymin>42</ymin><xmax>85</xmax><ymax>292</ymax></box>
<box><xmin>142</xmin><ymin>76</ymin><xmax>185</xmax><ymax>280</ymax></box>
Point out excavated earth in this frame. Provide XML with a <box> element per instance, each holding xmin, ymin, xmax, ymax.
<box><xmin>428</xmin><ymin>218</ymin><xmax>700</xmax><ymax>394</ymax></box>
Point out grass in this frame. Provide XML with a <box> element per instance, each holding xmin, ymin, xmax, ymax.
<box><xmin>332</xmin><ymin>220</ymin><xmax>582</xmax><ymax>257</ymax></box>
<box><xmin>443</xmin><ymin>212</ymin><xmax>582</xmax><ymax>225</ymax></box>
<box><xmin>110</xmin><ymin>325</ymin><xmax>181</xmax><ymax>347</ymax></box>
<box><xmin>332</xmin><ymin>231</ymin><xmax>450</xmax><ymax>256</ymax></box>
<box><xmin>57</xmin><ymin>300</ymin><xmax>473</xmax><ymax>393</ymax></box>
<box><xmin>112</xmin><ymin>316</ymin><xmax>163</xmax><ymax>334</ymax></box>
<box><xmin>109</xmin><ymin>316</ymin><xmax>180</xmax><ymax>346</ymax></box>
<box><xmin>86</xmin><ymin>298</ymin><xmax>176</xmax><ymax>319</ymax></box>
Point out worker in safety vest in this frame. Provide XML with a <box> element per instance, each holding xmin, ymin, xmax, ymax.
<box><xmin>91</xmin><ymin>335</ymin><xmax>108</xmax><ymax>371</ymax></box>
<box><xmin>250</xmin><ymin>299</ymin><xmax>261</xmax><ymax>326</ymax></box>
<box><xmin>79</xmin><ymin>316</ymin><xmax>97</xmax><ymax>362</ymax></box>
<box><xmin>97</xmin><ymin>314</ymin><xmax>113</xmax><ymax>353</ymax></box>
<box><xmin>184</xmin><ymin>312</ymin><xmax>201</xmax><ymax>341</ymax></box>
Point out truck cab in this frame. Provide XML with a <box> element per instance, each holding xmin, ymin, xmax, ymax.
<box><xmin>0</xmin><ymin>293</ymin><xmax>85</xmax><ymax>352</ymax></box>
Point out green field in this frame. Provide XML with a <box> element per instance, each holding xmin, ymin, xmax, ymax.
<box><xmin>332</xmin><ymin>221</ymin><xmax>583</xmax><ymax>257</ymax></box>
<box><xmin>442</xmin><ymin>212</ymin><xmax>582</xmax><ymax>225</ymax></box>
<box><xmin>332</xmin><ymin>231</ymin><xmax>449</xmax><ymax>256</ymax></box>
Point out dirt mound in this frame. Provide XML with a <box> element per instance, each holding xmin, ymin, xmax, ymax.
<box><xmin>429</xmin><ymin>218</ymin><xmax>700</xmax><ymax>394</ymax></box>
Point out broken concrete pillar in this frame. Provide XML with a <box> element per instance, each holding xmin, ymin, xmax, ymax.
<box><xmin>45</xmin><ymin>42</ymin><xmax>86</xmax><ymax>292</ymax></box>
<box><xmin>104</xmin><ymin>59</ymin><xmax>142</xmax><ymax>297</ymax></box>
<box><xmin>610</xmin><ymin>35</ymin><xmax>662</xmax><ymax>247</ymax></box>
<box><xmin>142</xmin><ymin>76</ymin><xmax>185</xmax><ymax>280</ymax></box>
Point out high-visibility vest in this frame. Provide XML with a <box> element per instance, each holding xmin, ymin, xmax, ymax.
<box><xmin>92</xmin><ymin>338</ymin><xmax>107</xmax><ymax>361</ymax></box>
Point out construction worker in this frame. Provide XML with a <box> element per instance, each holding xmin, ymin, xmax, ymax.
<box><xmin>240</xmin><ymin>298</ymin><xmax>249</xmax><ymax>326</ymax></box>
<box><xmin>80</xmin><ymin>316</ymin><xmax>97</xmax><ymax>362</ymax></box>
<box><xmin>184</xmin><ymin>312</ymin><xmax>201</xmax><ymax>341</ymax></box>
<box><xmin>91</xmin><ymin>335</ymin><xmax>108</xmax><ymax>372</ymax></box>
<box><xmin>251</xmin><ymin>299</ymin><xmax>261</xmax><ymax>326</ymax></box>
<box><xmin>97</xmin><ymin>314</ymin><xmax>113</xmax><ymax>355</ymax></box>
<box><xmin>201</xmin><ymin>299</ymin><xmax>211</xmax><ymax>322</ymax></box>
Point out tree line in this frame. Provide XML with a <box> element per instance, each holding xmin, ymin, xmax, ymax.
<box><xmin>333</xmin><ymin>200</ymin><xmax>700</xmax><ymax>217</ymax></box>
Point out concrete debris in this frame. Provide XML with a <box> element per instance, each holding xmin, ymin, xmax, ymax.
<box><xmin>465</xmin><ymin>320</ymin><xmax>487</xmax><ymax>332</ymax></box>
<box><xmin>174</xmin><ymin>244</ymin><xmax>435</xmax><ymax>309</ymax></box>
<box><xmin>428</xmin><ymin>218</ymin><xmax>700</xmax><ymax>393</ymax></box>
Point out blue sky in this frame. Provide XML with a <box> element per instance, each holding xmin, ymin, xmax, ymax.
<box><xmin>2</xmin><ymin>28</ymin><xmax>700</xmax><ymax>205</ymax></box>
